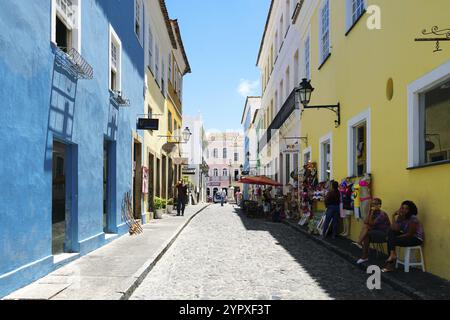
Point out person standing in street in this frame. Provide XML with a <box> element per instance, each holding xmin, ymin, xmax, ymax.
<box><xmin>322</xmin><ymin>181</ymin><xmax>341</xmax><ymax>239</ymax></box>
<box><xmin>220</xmin><ymin>190</ymin><xmax>225</xmax><ymax>206</ymax></box>
<box><xmin>176</xmin><ymin>180</ymin><xmax>187</xmax><ymax>216</ymax></box>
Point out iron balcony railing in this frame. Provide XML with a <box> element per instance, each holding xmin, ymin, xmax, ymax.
<box><xmin>54</xmin><ymin>46</ymin><xmax>94</xmax><ymax>80</ymax></box>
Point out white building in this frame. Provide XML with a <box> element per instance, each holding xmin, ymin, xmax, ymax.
<box><xmin>182</xmin><ymin>115</ymin><xmax>207</xmax><ymax>203</ymax></box>
<box><xmin>256</xmin><ymin>0</ymin><xmax>315</xmax><ymax>186</ymax></box>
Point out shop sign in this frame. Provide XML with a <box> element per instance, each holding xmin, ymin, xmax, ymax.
<box><xmin>183</xmin><ymin>168</ymin><xmax>196</xmax><ymax>175</ymax></box>
<box><xmin>137</xmin><ymin>118</ymin><xmax>159</xmax><ymax>131</ymax></box>
<box><xmin>283</xmin><ymin>144</ymin><xmax>300</xmax><ymax>153</ymax></box>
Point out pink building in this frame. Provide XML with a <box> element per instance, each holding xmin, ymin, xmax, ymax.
<box><xmin>205</xmin><ymin>132</ymin><xmax>244</xmax><ymax>199</ymax></box>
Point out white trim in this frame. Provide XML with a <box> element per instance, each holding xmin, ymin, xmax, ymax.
<box><xmin>302</xmin><ymin>146</ymin><xmax>312</xmax><ymax>166</ymax></box>
<box><xmin>51</xmin><ymin>0</ymin><xmax>82</xmax><ymax>53</ymax></box>
<box><xmin>109</xmin><ymin>24</ymin><xmax>122</xmax><ymax>92</ymax></box>
<box><xmin>407</xmin><ymin>60</ymin><xmax>450</xmax><ymax>167</ymax></box>
<box><xmin>134</xmin><ymin>0</ymin><xmax>144</xmax><ymax>47</ymax></box>
<box><xmin>347</xmin><ymin>108</ymin><xmax>371</xmax><ymax>176</ymax></box>
<box><xmin>318</xmin><ymin>0</ymin><xmax>331</xmax><ymax>65</ymax></box>
<box><xmin>345</xmin><ymin>0</ymin><xmax>366</xmax><ymax>32</ymax></box>
<box><xmin>319</xmin><ymin>132</ymin><xmax>333</xmax><ymax>181</ymax></box>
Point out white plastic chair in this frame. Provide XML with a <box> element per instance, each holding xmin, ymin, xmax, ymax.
<box><xmin>396</xmin><ymin>246</ymin><xmax>426</xmax><ymax>272</ymax></box>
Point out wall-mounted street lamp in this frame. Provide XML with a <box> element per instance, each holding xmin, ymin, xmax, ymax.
<box><xmin>159</xmin><ymin>127</ymin><xmax>192</xmax><ymax>144</ymax></box>
<box><xmin>295</xmin><ymin>78</ymin><xmax>341</xmax><ymax>128</ymax></box>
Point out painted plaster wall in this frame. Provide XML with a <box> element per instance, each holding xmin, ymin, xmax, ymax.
<box><xmin>0</xmin><ymin>0</ymin><xmax>145</xmax><ymax>297</ymax></box>
<box><xmin>299</xmin><ymin>0</ymin><xmax>450</xmax><ymax>280</ymax></box>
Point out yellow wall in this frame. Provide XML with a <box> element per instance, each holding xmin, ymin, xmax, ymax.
<box><xmin>301</xmin><ymin>0</ymin><xmax>450</xmax><ymax>279</ymax></box>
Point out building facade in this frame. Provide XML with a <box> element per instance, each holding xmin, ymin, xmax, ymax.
<box><xmin>241</xmin><ymin>97</ymin><xmax>261</xmax><ymax>200</ymax></box>
<box><xmin>255</xmin><ymin>0</ymin><xmax>450</xmax><ymax>281</ymax></box>
<box><xmin>0</xmin><ymin>0</ymin><xmax>191</xmax><ymax>298</ymax></box>
<box><xmin>256</xmin><ymin>0</ymin><xmax>303</xmax><ymax>187</ymax></box>
<box><xmin>205</xmin><ymin>132</ymin><xmax>245</xmax><ymax>200</ymax></box>
<box><xmin>0</xmin><ymin>0</ymin><xmax>147</xmax><ymax>297</ymax></box>
<box><xmin>182</xmin><ymin>115</ymin><xmax>208</xmax><ymax>203</ymax></box>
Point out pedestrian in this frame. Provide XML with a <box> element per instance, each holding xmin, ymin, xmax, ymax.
<box><xmin>355</xmin><ymin>198</ymin><xmax>391</xmax><ymax>264</ymax></box>
<box><xmin>382</xmin><ymin>201</ymin><xmax>424</xmax><ymax>272</ymax></box>
<box><xmin>322</xmin><ymin>181</ymin><xmax>341</xmax><ymax>239</ymax></box>
<box><xmin>176</xmin><ymin>180</ymin><xmax>187</xmax><ymax>216</ymax></box>
<box><xmin>220</xmin><ymin>190</ymin><xmax>225</xmax><ymax>207</ymax></box>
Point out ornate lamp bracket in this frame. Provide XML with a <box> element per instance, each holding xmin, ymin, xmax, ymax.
<box><xmin>415</xmin><ymin>26</ymin><xmax>450</xmax><ymax>53</ymax></box>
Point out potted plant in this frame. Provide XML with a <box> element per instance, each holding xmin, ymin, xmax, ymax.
<box><xmin>154</xmin><ymin>197</ymin><xmax>164</xmax><ymax>219</ymax></box>
<box><xmin>166</xmin><ymin>198</ymin><xmax>174</xmax><ymax>214</ymax></box>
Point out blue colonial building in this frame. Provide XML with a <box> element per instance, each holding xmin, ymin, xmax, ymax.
<box><xmin>0</xmin><ymin>0</ymin><xmax>147</xmax><ymax>297</ymax></box>
<box><xmin>240</xmin><ymin>97</ymin><xmax>261</xmax><ymax>201</ymax></box>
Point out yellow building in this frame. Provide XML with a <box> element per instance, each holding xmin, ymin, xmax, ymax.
<box><xmin>140</xmin><ymin>0</ymin><xmax>190</xmax><ymax>222</ymax></box>
<box><xmin>293</xmin><ymin>0</ymin><xmax>450</xmax><ymax>280</ymax></box>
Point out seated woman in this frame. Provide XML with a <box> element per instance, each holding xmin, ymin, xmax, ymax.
<box><xmin>382</xmin><ymin>200</ymin><xmax>425</xmax><ymax>272</ymax></box>
<box><xmin>356</xmin><ymin>198</ymin><xmax>391</xmax><ymax>264</ymax></box>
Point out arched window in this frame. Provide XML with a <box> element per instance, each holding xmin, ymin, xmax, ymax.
<box><xmin>213</xmin><ymin>168</ymin><xmax>219</xmax><ymax>176</ymax></box>
<box><xmin>223</xmin><ymin>169</ymin><xmax>228</xmax><ymax>177</ymax></box>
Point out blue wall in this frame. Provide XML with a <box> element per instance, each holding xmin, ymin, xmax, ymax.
<box><xmin>0</xmin><ymin>0</ymin><xmax>145</xmax><ymax>297</ymax></box>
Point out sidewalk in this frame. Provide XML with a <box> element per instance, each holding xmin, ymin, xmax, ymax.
<box><xmin>4</xmin><ymin>204</ymin><xmax>210</xmax><ymax>300</ymax></box>
<box><xmin>283</xmin><ymin>219</ymin><xmax>450</xmax><ymax>300</ymax></box>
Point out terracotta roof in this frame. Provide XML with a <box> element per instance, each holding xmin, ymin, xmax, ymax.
<box><xmin>159</xmin><ymin>0</ymin><xmax>178</xmax><ymax>49</ymax></box>
<box><xmin>256</xmin><ymin>0</ymin><xmax>275</xmax><ymax>66</ymax></box>
<box><xmin>171</xmin><ymin>19</ymin><xmax>192</xmax><ymax>75</ymax></box>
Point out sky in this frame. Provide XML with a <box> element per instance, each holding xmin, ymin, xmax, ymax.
<box><xmin>165</xmin><ymin>0</ymin><xmax>271</xmax><ymax>132</ymax></box>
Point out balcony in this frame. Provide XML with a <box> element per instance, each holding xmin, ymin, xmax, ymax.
<box><xmin>259</xmin><ymin>89</ymin><xmax>297</xmax><ymax>150</ymax></box>
<box><xmin>206</xmin><ymin>176</ymin><xmax>230</xmax><ymax>183</ymax></box>
<box><xmin>54</xmin><ymin>46</ymin><xmax>93</xmax><ymax>80</ymax></box>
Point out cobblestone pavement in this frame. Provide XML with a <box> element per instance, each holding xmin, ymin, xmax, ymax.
<box><xmin>130</xmin><ymin>204</ymin><xmax>409</xmax><ymax>300</ymax></box>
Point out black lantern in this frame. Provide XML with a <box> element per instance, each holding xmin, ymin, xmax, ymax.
<box><xmin>297</xmin><ymin>78</ymin><xmax>315</xmax><ymax>106</ymax></box>
<box><xmin>295</xmin><ymin>79</ymin><xmax>341</xmax><ymax>128</ymax></box>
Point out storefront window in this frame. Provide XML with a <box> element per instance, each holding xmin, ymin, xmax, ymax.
<box><xmin>321</xmin><ymin>141</ymin><xmax>331</xmax><ymax>181</ymax></box>
<box><xmin>420</xmin><ymin>80</ymin><xmax>450</xmax><ymax>164</ymax></box>
<box><xmin>354</xmin><ymin>123</ymin><xmax>367</xmax><ymax>176</ymax></box>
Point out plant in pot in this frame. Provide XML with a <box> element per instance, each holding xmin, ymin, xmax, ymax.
<box><xmin>154</xmin><ymin>197</ymin><xmax>164</xmax><ymax>219</ymax></box>
<box><xmin>166</xmin><ymin>198</ymin><xmax>174</xmax><ymax>214</ymax></box>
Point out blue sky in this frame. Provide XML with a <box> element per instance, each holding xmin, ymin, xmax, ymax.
<box><xmin>165</xmin><ymin>0</ymin><xmax>271</xmax><ymax>132</ymax></box>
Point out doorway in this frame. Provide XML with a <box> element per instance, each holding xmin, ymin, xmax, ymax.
<box><xmin>52</xmin><ymin>140</ymin><xmax>78</xmax><ymax>254</ymax></box>
<box><xmin>133</xmin><ymin>141</ymin><xmax>142</xmax><ymax>219</ymax></box>
<box><xmin>156</xmin><ymin>158</ymin><xmax>161</xmax><ymax>197</ymax></box>
<box><xmin>162</xmin><ymin>155</ymin><xmax>167</xmax><ymax>199</ymax></box>
<box><xmin>148</xmin><ymin>153</ymin><xmax>155</xmax><ymax>212</ymax></box>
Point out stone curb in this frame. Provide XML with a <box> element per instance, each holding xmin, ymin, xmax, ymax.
<box><xmin>120</xmin><ymin>204</ymin><xmax>211</xmax><ymax>300</ymax></box>
<box><xmin>283</xmin><ymin>220</ymin><xmax>429</xmax><ymax>300</ymax></box>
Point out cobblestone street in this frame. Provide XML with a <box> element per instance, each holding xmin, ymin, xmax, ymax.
<box><xmin>131</xmin><ymin>204</ymin><xmax>409</xmax><ymax>300</ymax></box>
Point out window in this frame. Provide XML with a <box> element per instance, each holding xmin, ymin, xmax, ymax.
<box><xmin>155</xmin><ymin>43</ymin><xmax>160</xmax><ymax>85</ymax></box>
<box><xmin>286</xmin><ymin>0</ymin><xmax>291</xmax><ymax>30</ymax></box>
<box><xmin>293</xmin><ymin>153</ymin><xmax>299</xmax><ymax>172</ymax></box>
<box><xmin>275</xmin><ymin>31</ymin><xmax>278</xmax><ymax>55</ymax></box>
<box><xmin>280</xmin><ymin>81</ymin><xmax>284</xmax><ymax>106</ymax></box>
<box><xmin>286</xmin><ymin>67</ymin><xmax>290</xmax><ymax>97</ymax></box>
<box><xmin>419</xmin><ymin>80</ymin><xmax>450</xmax><ymax>164</ymax></box>
<box><xmin>109</xmin><ymin>26</ymin><xmax>121</xmax><ymax>92</ymax></box>
<box><xmin>223</xmin><ymin>169</ymin><xmax>228</xmax><ymax>177</ymax></box>
<box><xmin>206</xmin><ymin>149</ymin><xmax>210</xmax><ymax>159</ymax></box>
<box><xmin>168</xmin><ymin>111</ymin><xmax>173</xmax><ymax>133</ymax></box>
<box><xmin>234</xmin><ymin>152</ymin><xmax>239</xmax><ymax>162</ymax></box>
<box><xmin>161</xmin><ymin>58</ymin><xmax>165</xmax><ymax>95</ymax></box>
<box><xmin>213</xmin><ymin>148</ymin><xmax>218</xmax><ymax>158</ymax></box>
<box><xmin>285</xmin><ymin>154</ymin><xmax>291</xmax><ymax>185</ymax></box>
<box><xmin>320</xmin><ymin>134</ymin><xmax>332</xmax><ymax>181</ymax></box>
<box><xmin>134</xmin><ymin>0</ymin><xmax>143</xmax><ymax>45</ymax></box>
<box><xmin>304</xmin><ymin>36</ymin><xmax>310</xmax><ymax>79</ymax></box>
<box><xmin>294</xmin><ymin>50</ymin><xmax>299</xmax><ymax>86</ymax></box>
<box><xmin>148</xmin><ymin>105</ymin><xmax>153</xmax><ymax>134</ymax></box>
<box><xmin>280</xmin><ymin>15</ymin><xmax>284</xmax><ymax>43</ymax></box>
<box><xmin>147</xmin><ymin>26</ymin><xmax>154</xmax><ymax>73</ymax></box>
<box><xmin>214</xmin><ymin>168</ymin><xmax>218</xmax><ymax>176</ymax></box>
<box><xmin>223</xmin><ymin>148</ymin><xmax>227</xmax><ymax>159</ymax></box>
<box><xmin>346</xmin><ymin>0</ymin><xmax>365</xmax><ymax>32</ymax></box>
<box><xmin>52</xmin><ymin>0</ymin><xmax>81</xmax><ymax>53</ymax></box>
<box><xmin>348</xmin><ymin>108</ymin><xmax>371</xmax><ymax>176</ymax></box>
<box><xmin>319</xmin><ymin>0</ymin><xmax>330</xmax><ymax>65</ymax></box>
<box><xmin>234</xmin><ymin>170</ymin><xmax>239</xmax><ymax>181</ymax></box>
<box><xmin>168</xmin><ymin>54</ymin><xmax>172</xmax><ymax>83</ymax></box>
<box><xmin>303</xmin><ymin>147</ymin><xmax>311</xmax><ymax>165</ymax></box>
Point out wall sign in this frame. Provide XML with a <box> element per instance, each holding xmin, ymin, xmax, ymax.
<box><xmin>137</xmin><ymin>118</ymin><xmax>159</xmax><ymax>131</ymax></box>
<box><xmin>415</xmin><ymin>26</ymin><xmax>450</xmax><ymax>53</ymax></box>
<box><xmin>283</xmin><ymin>144</ymin><xmax>301</xmax><ymax>154</ymax></box>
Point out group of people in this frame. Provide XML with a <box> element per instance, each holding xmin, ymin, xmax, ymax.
<box><xmin>175</xmin><ymin>180</ymin><xmax>188</xmax><ymax>216</ymax></box>
<box><xmin>323</xmin><ymin>181</ymin><xmax>425</xmax><ymax>272</ymax></box>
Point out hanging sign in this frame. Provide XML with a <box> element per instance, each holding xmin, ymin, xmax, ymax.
<box><xmin>137</xmin><ymin>118</ymin><xmax>159</xmax><ymax>131</ymax></box>
<box><xmin>283</xmin><ymin>143</ymin><xmax>301</xmax><ymax>153</ymax></box>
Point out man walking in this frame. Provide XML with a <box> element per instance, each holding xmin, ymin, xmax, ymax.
<box><xmin>176</xmin><ymin>180</ymin><xmax>187</xmax><ymax>216</ymax></box>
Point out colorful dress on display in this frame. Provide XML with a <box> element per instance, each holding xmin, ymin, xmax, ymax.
<box><xmin>352</xmin><ymin>183</ymin><xmax>361</xmax><ymax>220</ymax></box>
<box><xmin>359</xmin><ymin>176</ymin><xmax>372</xmax><ymax>221</ymax></box>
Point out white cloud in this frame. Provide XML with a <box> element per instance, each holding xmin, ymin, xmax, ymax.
<box><xmin>237</xmin><ymin>79</ymin><xmax>259</xmax><ymax>97</ymax></box>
